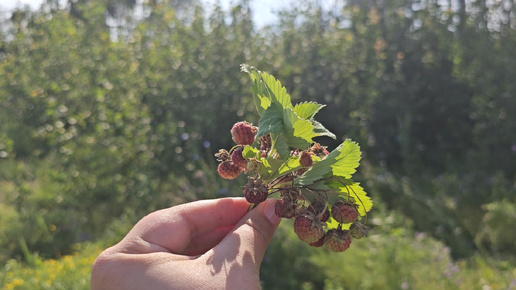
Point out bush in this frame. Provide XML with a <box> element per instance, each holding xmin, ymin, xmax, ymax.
<box><xmin>1</xmin><ymin>243</ymin><xmax>102</xmax><ymax>290</ymax></box>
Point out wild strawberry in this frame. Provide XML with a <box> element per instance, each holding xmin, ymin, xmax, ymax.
<box><xmin>307</xmin><ymin>201</ymin><xmax>330</xmax><ymax>222</ymax></box>
<box><xmin>299</xmin><ymin>151</ymin><xmax>313</xmax><ymax>168</ymax></box>
<box><xmin>325</xmin><ymin>229</ymin><xmax>352</xmax><ymax>252</ymax></box>
<box><xmin>331</xmin><ymin>201</ymin><xmax>359</xmax><ymax>224</ymax></box>
<box><xmin>231</xmin><ymin>121</ymin><xmax>257</xmax><ymax>145</ymax></box>
<box><xmin>325</xmin><ymin>228</ymin><xmax>352</xmax><ymax>252</ymax></box>
<box><xmin>243</xmin><ymin>177</ymin><xmax>268</xmax><ymax>204</ymax></box>
<box><xmin>231</xmin><ymin>147</ymin><xmax>247</xmax><ymax>169</ymax></box>
<box><xmin>309</xmin><ymin>235</ymin><xmax>325</xmax><ymax>247</ymax></box>
<box><xmin>217</xmin><ymin>161</ymin><xmax>242</xmax><ymax>179</ymax></box>
<box><xmin>274</xmin><ymin>196</ymin><xmax>297</xmax><ymax>219</ymax></box>
<box><xmin>293</xmin><ymin>215</ymin><xmax>325</xmax><ymax>244</ymax></box>
<box><xmin>349</xmin><ymin>222</ymin><xmax>368</xmax><ymax>239</ymax></box>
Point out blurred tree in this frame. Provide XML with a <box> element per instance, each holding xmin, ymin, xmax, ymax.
<box><xmin>1</xmin><ymin>0</ymin><xmax>516</xmax><ymax>262</ymax></box>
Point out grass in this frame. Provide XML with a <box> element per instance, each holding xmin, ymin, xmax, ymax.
<box><xmin>1</xmin><ymin>243</ymin><xmax>101</xmax><ymax>290</ymax></box>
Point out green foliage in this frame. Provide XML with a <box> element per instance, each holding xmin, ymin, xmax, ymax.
<box><xmin>1</xmin><ymin>0</ymin><xmax>516</xmax><ymax>280</ymax></box>
<box><xmin>260</xmin><ymin>200</ymin><xmax>516</xmax><ymax>290</ymax></box>
<box><xmin>476</xmin><ymin>201</ymin><xmax>516</xmax><ymax>256</ymax></box>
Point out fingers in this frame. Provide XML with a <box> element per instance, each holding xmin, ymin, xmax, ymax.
<box><xmin>209</xmin><ymin>199</ymin><xmax>281</xmax><ymax>269</ymax></box>
<box><xmin>117</xmin><ymin>197</ymin><xmax>250</xmax><ymax>255</ymax></box>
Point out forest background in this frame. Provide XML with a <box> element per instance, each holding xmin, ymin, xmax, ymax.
<box><xmin>1</xmin><ymin>0</ymin><xmax>516</xmax><ymax>289</ymax></box>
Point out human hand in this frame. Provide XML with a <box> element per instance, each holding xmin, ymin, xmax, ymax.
<box><xmin>90</xmin><ymin>197</ymin><xmax>281</xmax><ymax>289</ymax></box>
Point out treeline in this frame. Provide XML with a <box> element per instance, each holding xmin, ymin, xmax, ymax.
<box><xmin>0</xmin><ymin>0</ymin><xmax>515</xmax><ymax>263</ymax></box>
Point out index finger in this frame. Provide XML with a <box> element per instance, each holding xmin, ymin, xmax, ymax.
<box><xmin>117</xmin><ymin>197</ymin><xmax>250</xmax><ymax>255</ymax></box>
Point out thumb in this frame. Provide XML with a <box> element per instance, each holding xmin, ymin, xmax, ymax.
<box><xmin>215</xmin><ymin>198</ymin><xmax>281</xmax><ymax>268</ymax></box>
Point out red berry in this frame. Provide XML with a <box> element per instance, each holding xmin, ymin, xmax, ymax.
<box><xmin>243</xmin><ymin>177</ymin><xmax>268</xmax><ymax>204</ymax></box>
<box><xmin>299</xmin><ymin>151</ymin><xmax>313</xmax><ymax>168</ymax></box>
<box><xmin>349</xmin><ymin>222</ymin><xmax>368</xmax><ymax>239</ymax></box>
<box><xmin>217</xmin><ymin>161</ymin><xmax>242</xmax><ymax>179</ymax></box>
<box><xmin>325</xmin><ymin>229</ymin><xmax>352</xmax><ymax>252</ymax></box>
<box><xmin>274</xmin><ymin>197</ymin><xmax>296</xmax><ymax>219</ymax></box>
<box><xmin>309</xmin><ymin>235</ymin><xmax>326</xmax><ymax>247</ymax></box>
<box><xmin>293</xmin><ymin>215</ymin><xmax>325</xmax><ymax>244</ymax></box>
<box><xmin>331</xmin><ymin>201</ymin><xmax>359</xmax><ymax>224</ymax></box>
<box><xmin>231</xmin><ymin>121</ymin><xmax>256</xmax><ymax>145</ymax></box>
<box><xmin>231</xmin><ymin>147</ymin><xmax>247</xmax><ymax>169</ymax></box>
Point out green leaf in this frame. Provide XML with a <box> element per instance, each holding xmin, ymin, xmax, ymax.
<box><xmin>241</xmin><ymin>64</ymin><xmax>271</xmax><ymax>115</ymax></box>
<box><xmin>261</xmin><ymin>72</ymin><xmax>293</xmax><ymax>113</ymax></box>
<box><xmin>242</xmin><ymin>145</ymin><xmax>259</xmax><ymax>159</ymax></box>
<box><xmin>241</xmin><ymin>64</ymin><xmax>292</xmax><ymax>116</ymax></box>
<box><xmin>272</xmin><ymin>134</ymin><xmax>290</xmax><ymax>159</ymax></box>
<box><xmin>295</xmin><ymin>139</ymin><xmax>361</xmax><ymax>185</ymax></box>
<box><xmin>312</xmin><ymin>120</ymin><xmax>336</xmax><ymax>139</ymax></box>
<box><xmin>295</xmin><ymin>142</ymin><xmax>344</xmax><ymax>186</ymax></box>
<box><xmin>326</xmin><ymin>216</ymin><xmax>352</xmax><ymax>230</ymax></box>
<box><xmin>261</xmin><ymin>158</ymin><xmax>285</xmax><ymax>182</ymax></box>
<box><xmin>331</xmin><ymin>139</ymin><xmax>361</xmax><ymax>179</ymax></box>
<box><xmin>324</xmin><ymin>178</ymin><xmax>372</xmax><ymax>216</ymax></box>
<box><xmin>293</xmin><ymin>102</ymin><xmax>325</xmax><ymax>119</ymax></box>
<box><xmin>293</xmin><ymin>102</ymin><xmax>336</xmax><ymax>139</ymax></box>
<box><xmin>257</xmin><ymin>106</ymin><xmax>283</xmax><ymax>137</ymax></box>
<box><xmin>330</xmin><ymin>183</ymin><xmax>372</xmax><ymax>216</ymax></box>
<box><xmin>275</xmin><ymin>156</ymin><xmax>302</xmax><ymax>177</ymax></box>
<box><xmin>282</xmin><ymin>108</ymin><xmax>314</xmax><ymax>149</ymax></box>
<box><xmin>342</xmin><ymin>182</ymin><xmax>373</xmax><ymax>216</ymax></box>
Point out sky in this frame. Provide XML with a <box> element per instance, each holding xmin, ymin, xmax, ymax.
<box><xmin>0</xmin><ymin>0</ymin><xmax>292</xmax><ymax>27</ymax></box>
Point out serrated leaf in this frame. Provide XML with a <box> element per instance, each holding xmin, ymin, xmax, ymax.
<box><xmin>312</xmin><ymin>120</ymin><xmax>337</xmax><ymax>139</ymax></box>
<box><xmin>282</xmin><ymin>108</ymin><xmax>314</xmax><ymax>149</ymax></box>
<box><xmin>252</xmin><ymin>81</ymin><xmax>272</xmax><ymax>115</ymax></box>
<box><xmin>293</xmin><ymin>102</ymin><xmax>325</xmax><ymax>119</ymax></box>
<box><xmin>241</xmin><ymin>64</ymin><xmax>271</xmax><ymax>115</ymax></box>
<box><xmin>261</xmin><ymin>72</ymin><xmax>293</xmax><ymax>112</ymax></box>
<box><xmin>257</xmin><ymin>106</ymin><xmax>283</xmax><ymax>137</ymax></box>
<box><xmin>242</xmin><ymin>64</ymin><xmax>293</xmax><ymax>116</ymax></box>
<box><xmin>294</xmin><ymin>139</ymin><xmax>361</xmax><ymax>185</ymax></box>
<box><xmin>331</xmin><ymin>140</ymin><xmax>361</xmax><ymax>178</ymax></box>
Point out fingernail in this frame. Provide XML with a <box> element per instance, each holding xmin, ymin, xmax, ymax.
<box><xmin>263</xmin><ymin>199</ymin><xmax>281</xmax><ymax>224</ymax></box>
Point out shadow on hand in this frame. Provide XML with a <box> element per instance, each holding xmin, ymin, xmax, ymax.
<box><xmin>205</xmin><ymin>232</ymin><xmax>241</xmax><ymax>275</ymax></box>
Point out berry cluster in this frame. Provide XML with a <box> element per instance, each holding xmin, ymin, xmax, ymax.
<box><xmin>216</xmin><ymin>120</ymin><xmax>369</xmax><ymax>252</ymax></box>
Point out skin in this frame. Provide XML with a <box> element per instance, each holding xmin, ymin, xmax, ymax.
<box><xmin>90</xmin><ymin>198</ymin><xmax>281</xmax><ymax>290</ymax></box>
